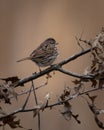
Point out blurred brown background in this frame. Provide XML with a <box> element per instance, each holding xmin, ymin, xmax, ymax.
<box><xmin>0</xmin><ymin>0</ymin><xmax>104</xmax><ymax>130</ymax></box>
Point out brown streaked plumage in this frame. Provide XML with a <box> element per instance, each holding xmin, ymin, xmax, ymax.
<box><xmin>17</xmin><ymin>38</ymin><xmax>59</xmax><ymax>67</ymax></box>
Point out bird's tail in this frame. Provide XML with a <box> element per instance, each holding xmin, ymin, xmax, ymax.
<box><xmin>17</xmin><ymin>57</ymin><xmax>30</xmax><ymax>62</ymax></box>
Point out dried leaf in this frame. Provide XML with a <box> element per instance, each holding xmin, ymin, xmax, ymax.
<box><xmin>0</xmin><ymin>83</ymin><xmax>17</xmax><ymax>104</ymax></box>
<box><xmin>2</xmin><ymin>115</ymin><xmax>20</xmax><ymax>128</ymax></box>
<box><xmin>86</xmin><ymin>93</ymin><xmax>97</xmax><ymax>104</ymax></box>
<box><xmin>71</xmin><ymin>114</ymin><xmax>81</xmax><ymax>124</ymax></box>
<box><xmin>95</xmin><ymin>116</ymin><xmax>104</xmax><ymax>129</ymax></box>
<box><xmin>72</xmin><ymin>79</ymin><xmax>81</xmax><ymax>85</ymax></box>
<box><xmin>59</xmin><ymin>87</ymin><xmax>71</xmax><ymax>102</ymax></box>
<box><xmin>0</xmin><ymin>115</ymin><xmax>31</xmax><ymax>130</ymax></box>
<box><xmin>7</xmin><ymin>86</ymin><xmax>18</xmax><ymax>100</ymax></box>
<box><xmin>82</xmin><ymin>29</ymin><xmax>104</xmax><ymax>86</ymax></box>
<box><xmin>90</xmin><ymin>79</ymin><xmax>97</xmax><ymax>88</ymax></box>
<box><xmin>0</xmin><ymin>76</ymin><xmax>20</xmax><ymax>84</ymax></box>
<box><xmin>88</xmin><ymin>101</ymin><xmax>104</xmax><ymax>129</ymax></box>
<box><xmin>61</xmin><ymin>102</ymin><xmax>72</xmax><ymax>121</ymax></box>
<box><xmin>0</xmin><ymin>76</ymin><xmax>24</xmax><ymax>87</ymax></box>
<box><xmin>99</xmin><ymin>79</ymin><xmax>104</xmax><ymax>88</ymax></box>
<box><xmin>63</xmin><ymin>87</ymin><xmax>71</xmax><ymax>97</ymax></box>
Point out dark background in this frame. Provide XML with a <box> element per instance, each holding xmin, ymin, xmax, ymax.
<box><xmin>0</xmin><ymin>0</ymin><xmax>104</xmax><ymax>130</ymax></box>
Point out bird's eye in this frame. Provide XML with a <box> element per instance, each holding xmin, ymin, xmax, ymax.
<box><xmin>50</xmin><ymin>40</ymin><xmax>54</xmax><ymax>44</ymax></box>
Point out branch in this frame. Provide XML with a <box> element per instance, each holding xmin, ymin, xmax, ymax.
<box><xmin>15</xmin><ymin>48</ymin><xmax>91</xmax><ymax>87</ymax></box>
<box><xmin>58</xmin><ymin>48</ymin><xmax>91</xmax><ymax>66</ymax></box>
<box><xmin>57</xmin><ymin>67</ymin><xmax>94</xmax><ymax>79</ymax></box>
<box><xmin>0</xmin><ymin>85</ymin><xmax>103</xmax><ymax>120</ymax></box>
<box><xmin>45</xmin><ymin>86</ymin><xmax>104</xmax><ymax>108</ymax></box>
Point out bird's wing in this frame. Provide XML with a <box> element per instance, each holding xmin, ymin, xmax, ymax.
<box><xmin>30</xmin><ymin>48</ymin><xmax>46</xmax><ymax>59</ymax></box>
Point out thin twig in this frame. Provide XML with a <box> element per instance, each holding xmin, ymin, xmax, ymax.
<box><xmin>10</xmin><ymin>80</ymin><xmax>48</xmax><ymax>99</ymax></box>
<box><xmin>32</xmin><ymin>81</ymin><xmax>38</xmax><ymax>104</ymax></box>
<box><xmin>75</xmin><ymin>36</ymin><xmax>84</xmax><ymax>50</ymax></box>
<box><xmin>22</xmin><ymin>85</ymin><xmax>32</xmax><ymax>110</ymax></box>
<box><xmin>32</xmin><ymin>81</ymin><xmax>41</xmax><ymax>130</ymax></box>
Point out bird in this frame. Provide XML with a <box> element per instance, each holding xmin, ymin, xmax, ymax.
<box><xmin>17</xmin><ymin>38</ymin><xmax>59</xmax><ymax>69</ymax></box>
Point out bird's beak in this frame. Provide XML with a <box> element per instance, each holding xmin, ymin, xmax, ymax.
<box><xmin>55</xmin><ymin>42</ymin><xmax>59</xmax><ymax>45</ymax></box>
